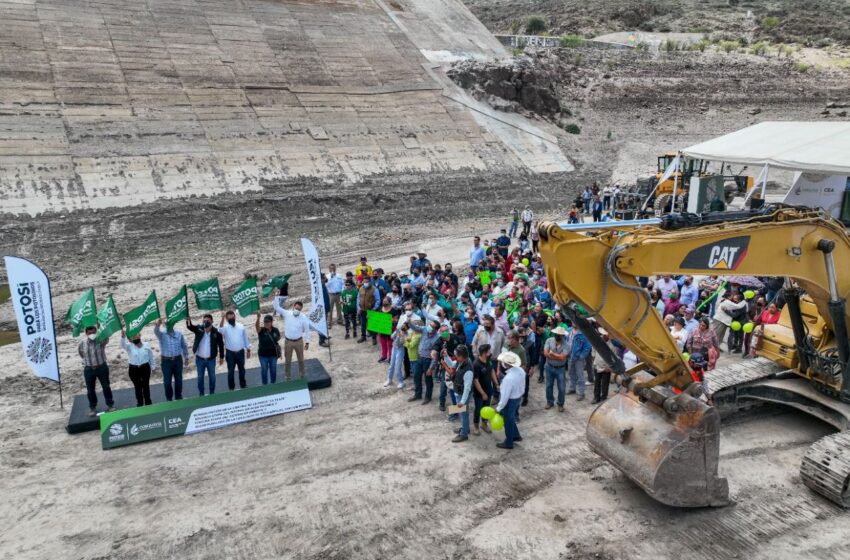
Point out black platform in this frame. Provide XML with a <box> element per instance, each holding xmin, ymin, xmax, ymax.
<box><xmin>67</xmin><ymin>358</ymin><xmax>332</xmax><ymax>434</ymax></box>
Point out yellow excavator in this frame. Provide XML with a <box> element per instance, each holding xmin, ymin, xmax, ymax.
<box><xmin>538</xmin><ymin>206</ymin><xmax>850</xmax><ymax>508</ymax></box>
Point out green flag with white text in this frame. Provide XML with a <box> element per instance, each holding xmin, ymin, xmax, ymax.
<box><xmin>66</xmin><ymin>288</ymin><xmax>97</xmax><ymax>336</ymax></box>
<box><xmin>189</xmin><ymin>278</ymin><xmax>223</xmax><ymax>311</ymax></box>
<box><xmin>96</xmin><ymin>295</ymin><xmax>122</xmax><ymax>342</ymax></box>
<box><xmin>124</xmin><ymin>291</ymin><xmax>161</xmax><ymax>338</ymax></box>
<box><xmin>261</xmin><ymin>274</ymin><xmax>291</xmax><ymax>298</ymax></box>
<box><xmin>165</xmin><ymin>286</ymin><xmax>189</xmax><ymax>328</ymax></box>
<box><xmin>231</xmin><ymin>277</ymin><xmax>260</xmax><ymax>317</ymax></box>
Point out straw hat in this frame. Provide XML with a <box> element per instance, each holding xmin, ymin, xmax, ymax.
<box><xmin>497</xmin><ymin>351</ymin><xmax>522</xmax><ymax>368</ymax></box>
<box><xmin>551</xmin><ymin>326</ymin><xmax>567</xmax><ymax>336</ymax></box>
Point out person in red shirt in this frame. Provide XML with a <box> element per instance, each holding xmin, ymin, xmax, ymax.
<box><xmin>748</xmin><ymin>302</ymin><xmax>782</xmax><ymax>357</ymax></box>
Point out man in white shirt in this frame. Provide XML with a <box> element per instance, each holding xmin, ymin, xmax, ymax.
<box><xmin>120</xmin><ymin>331</ymin><xmax>157</xmax><ymax>407</ymax></box>
<box><xmin>494</xmin><ymin>351</ymin><xmax>525</xmax><ymax>449</ymax></box>
<box><xmin>475</xmin><ymin>291</ymin><xmax>494</xmax><ymax>318</ymax></box>
<box><xmin>274</xmin><ymin>295</ymin><xmax>312</xmax><ymax>380</ymax></box>
<box><xmin>655</xmin><ymin>275</ymin><xmax>679</xmax><ymax>300</ymax></box>
<box><xmin>521</xmin><ymin>206</ymin><xmax>533</xmax><ymax>237</ymax></box>
<box><xmin>219</xmin><ymin>310</ymin><xmax>251</xmax><ymax>391</ymax></box>
<box><xmin>326</xmin><ymin>263</ymin><xmax>345</xmax><ymax>326</ymax></box>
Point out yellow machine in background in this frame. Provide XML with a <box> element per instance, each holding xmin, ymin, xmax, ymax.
<box><xmin>538</xmin><ymin>207</ymin><xmax>850</xmax><ymax>508</ymax></box>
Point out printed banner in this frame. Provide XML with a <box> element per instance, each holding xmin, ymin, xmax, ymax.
<box><xmin>300</xmin><ymin>238</ymin><xmax>328</xmax><ymax>337</ymax></box>
<box><xmin>231</xmin><ymin>277</ymin><xmax>259</xmax><ymax>317</ymax></box>
<box><xmin>366</xmin><ymin>310</ymin><xmax>393</xmax><ymax>335</ymax></box>
<box><xmin>66</xmin><ymin>287</ymin><xmax>97</xmax><ymax>336</ymax></box>
<box><xmin>100</xmin><ymin>379</ymin><xmax>312</xmax><ymax>449</ymax></box>
<box><xmin>123</xmin><ymin>291</ymin><xmax>161</xmax><ymax>338</ymax></box>
<box><xmin>96</xmin><ymin>295</ymin><xmax>122</xmax><ymax>343</ymax></box>
<box><xmin>262</xmin><ymin>274</ymin><xmax>292</xmax><ymax>298</ymax></box>
<box><xmin>4</xmin><ymin>256</ymin><xmax>60</xmax><ymax>382</ymax></box>
<box><xmin>165</xmin><ymin>286</ymin><xmax>189</xmax><ymax>327</ymax></box>
<box><xmin>189</xmin><ymin>277</ymin><xmax>223</xmax><ymax>311</ymax></box>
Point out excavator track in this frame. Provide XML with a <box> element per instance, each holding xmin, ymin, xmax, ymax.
<box><xmin>705</xmin><ymin>356</ymin><xmax>786</xmax><ymax>394</ymax></box>
<box><xmin>800</xmin><ymin>430</ymin><xmax>850</xmax><ymax>507</ymax></box>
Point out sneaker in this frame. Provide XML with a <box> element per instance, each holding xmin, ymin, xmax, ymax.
<box><xmin>371</xmin><ymin>338</ymin><xmax>377</xmax><ymax>346</ymax></box>
<box><xmin>585</xmin><ymin>380</ymin><xmax>594</xmax><ymax>385</ymax></box>
<box><xmin>421</xmin><ymin>399</ymin><xmax>431</xmax><ymax>405</ymax></box>
<box><xmin>537</xmin><ymin>376</ymin><xmax>544</xmax><ymax>384</ymax></box>
<box><xmin>481</xmin><ymin>423</ymin><xmax>492</xmax><ymax>434</ymax></box>
<box><xmin>87</xmin><ymin>408</ymin><xmax>97</xmax><ymax>417</ymax></box>
<box><xmin>408</xmin><ymin>395</ymin><xmax>421</xmax><ymax>402</ymax></box>
<box><xmin>383</xmin><ymin>380</ymin><xmax>392</xmax><ymax>387</ymax></box>
<box><xmin>396</xmin><ymin>382</ymin><xmax>404</xmax><ymax>390</ymax></box>
<box><xmin>378</xmin><ymin>357</ymin><xmax>387</xmax><ymax>363</ymax></box>
<box><xmin>345</xmin><ymin>333</ymin><xmax>350</xmax><ymax>340</ymax></box>
<box><xmin>357</xmin><ymin>338</ymin><xmax>366</xmax><ymax>343</ymax></box>
<box><xmin>591</xmin><ymin>398</ymin><xmax>601</xmax><ymax>404</ymax></box>
<box><xmin>106</xmin><ymin>406</ymin><xmax>117</xmax><ymax>412</ymax></box>
<box><xmin>472</xmin><ymin>425</ymin><xmax>481</xmax><ymax>436</ymax></box>
<box><xmin>577</xmin><ymin>395</ymin><xmax>585</xmax><ymax>401</ymax></box>
<box><xmin>544</xmin><ymin>403</ymin><xmax>553</xmax><ymax>410</ymax></box>
<box><xmin>452</xmin><ymin>435</ymin><xmax>468</xmax><ymax>443</ymax></box>
<box><xmin>558</xmin><ymin>405</ymin><xmax>564</xmax><ymax>412</ymax></box>
<box><xmin>496</xmin><ymin>442</ymin><xmax>513</xmax><ymax>450</ymax></box>
<box><xmin>439</xmin><ymin>404</ymin><xmax>446</xmax><ymax>412</ymax></box>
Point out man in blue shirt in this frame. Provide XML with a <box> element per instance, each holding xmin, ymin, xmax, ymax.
<box><xmin>679</xmin><ymin>276</ymin><xmax>699</xmax><ymax>307</ymax></box>
<box><xmin>567</xmin><ymin>329</ymin><xmax>592</xmax><ymax>401</ymax></box>
<box><xmin>154</xmin><ymin>319</ymin><xmax>189</xmax><ymax>401</ymax></box>
<box><xmin>469</xmin><ymin>236</ymin><xmax>486</xmax><ymax>271</ymax></box>
<box><xmin>326</xmin><ymin>263</ymin><xmax>345</xmax><ymax>326</ymax></box>
<box><xmin>411</xmin><ymin>252</ymin><xmax>431</xmax><ymax>273</ymax></box>
<box><xmin>496</xmin><ymin>229</ymin><xmax>511</xmax><ymax>259</ymax></box>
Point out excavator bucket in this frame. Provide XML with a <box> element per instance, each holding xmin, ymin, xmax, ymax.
<box><xmin>586</xmin><ymin>373</ymin><xmax>730</xmax><ymax>507</ymax></box>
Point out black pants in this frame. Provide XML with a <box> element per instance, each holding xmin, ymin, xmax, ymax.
<box><xmin>594</xmin><ymin>369</ymin><xmax>611</xmax><ymax>401</ymax></box>
<box><xmin>226</xmin><ymin>349</ymin><xmax>247</xmax><ymax>390</ymax></box>
<box><xmin>359</xmin><ymin>310</ymin><xmax>376</xmax><ymax>340</ymax></box>
<box><xmin>473</xmin><ymin>393</ymin><xmax>490</xmax><ymax>425</ymax></box>
<box><xmin>344</xmin><ymin>311</ymin><xmax>357</xmax><ymax>335</ymax></box>
<box><xmin>128</xmin><ymin>363</ymin><xmax>152</xmax><ymax>407</ymax></box>
<box><xmin>403</xmin><ymin>352</ymin><xmax>411</xmax><ymax>378</ymax></box>
<box><xmin>728</xmin><ymin>329</ymin><xmax>743</xmax><ymax>352</ymax></box>
<box><xmin>522</xmin><ymin>221</ymin><xmax>531</xmax><ymax>236</ymax></box>
<box><xmin>522</xmin><ymin>371</ymin><xmax>531</xmax><ymax>404</ymax></box>
<box><xmin>84</xmin><ymin>364</ymin><xmax>114</xmax><ymax>409</ymax></box>
<box><xmin>585</xmin><ymin>355</ymin><xmax>595</xmax><ymax>384</ymax></box>
<box><xmin>532</xmin><ymin>239</ymin><xmax>539</xmax><ymax>253</ymax></box>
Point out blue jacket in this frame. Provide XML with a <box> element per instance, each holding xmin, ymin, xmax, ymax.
<box><xmin>570</xmin><ymin>332</ymin><xmax>592</xmax><ymax>361</ymax></box>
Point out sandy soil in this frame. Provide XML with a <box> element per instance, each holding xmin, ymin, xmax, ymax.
<box><xmin>1</xmin><ymin>219</ymin><xmax>848</xmax><ymax>560</ymax></box>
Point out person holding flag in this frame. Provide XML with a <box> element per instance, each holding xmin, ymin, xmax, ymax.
<box><xmin>119</xmin><ymin>329</ymin><xmax>156</xmax><ymax>407</ymax></box>
<box><xmin>154</xmin><ymin>319</ymin><xmax>189</xmax><ymax>401</ymax></box>
<box><xmin>78</xmin><ymin>324</ymin><xmax>116</xmax><ymax>416</ymax></box>
<box><xmin>187</xmin><ymin>314</ymin><xmax>224</xmax><ymax>395</ymax></box>
<box><xmin>273</xmin><ymin>292</ymin><xmax>311</xmax><ymax>381</ymax></box>
<box><xmin>219</xmin><ymin>309</ymin><xmax>251</xmax><ymax>391</ymax></box>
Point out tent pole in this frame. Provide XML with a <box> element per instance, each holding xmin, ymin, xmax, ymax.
<box><xmin>761</xmin><ymin>163</ymin><xmax>769</xmax><ymax>199</ymax></box>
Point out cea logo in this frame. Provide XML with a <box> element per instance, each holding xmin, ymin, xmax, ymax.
<box><xmin>680</xmin><ymin>236</ymin><xmax>750</xmax><ymax>271</ymax></box>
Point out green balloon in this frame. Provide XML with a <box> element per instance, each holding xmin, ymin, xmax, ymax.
<box><xmin>683</xmin><ymin>352</ymin><xmax>690</xmax><ymax>362</ymax></box>
<box><xmin>480</xmin><ymin>406</ymin><xmax>496</xmax><ymax>420</ymax></box>
<box><xmin>743</xmin><ymin>322</ymin><xmax>754</xmax><ymax>333</ymax></box>
<box><xmin>744</xmin><ymin>290</ymin><xmax>755</xmax><ymax>300</ymax></box>
<box><xmin>490</xmin><ymin>413</ymin><xmax>505</xmax><ymax>431</ymax></box>
<box><xmin>731</xmin><ymin>321</ymin><xmax>742</xmax><ymax>331</ymax></box>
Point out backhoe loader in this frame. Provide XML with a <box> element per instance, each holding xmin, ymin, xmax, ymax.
<box><xmin>538</xmin><ymin>206</ymin><xmax>850</xmax><ymax>508</ymax></box>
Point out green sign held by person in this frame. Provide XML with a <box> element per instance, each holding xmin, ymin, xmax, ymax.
<box><xmin>66</xmin><ymin>288</ymin><xmax>97</xmax><ymax>336</ymax></box>
<box><xmin>231</xmin><ymin>277</ymin><xmax>260</xmax><ymax>317</ymax></box>
<box><xmin>189</xmin><ymin>278</ymin><xmax>223</xmax><ymax>311</ymax></box>
<box><xmin>95</xmin><ymin>295</ymin><xmax>122</xmax><ymax>342</ymax></box>
<box><xmin>124</xmin><ymin>291</ymin><xmax>161</xmax><ymax>338</ymax></box>
<box><xmin>164</xmin><ymin>286</ymin><xmax>189</xmax><ymax>328</ymax></box>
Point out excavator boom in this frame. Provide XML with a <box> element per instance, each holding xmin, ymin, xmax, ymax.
<box><xmin>538</xmin><ymin>207</ymin><xmax>850</xmax><ymax>507</ymax></box>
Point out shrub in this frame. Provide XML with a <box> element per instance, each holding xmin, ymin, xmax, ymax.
<box><xmin>762</xmin><ymin>16</ymin><xmax>780</xmax><ymax>29</ymax></box>
<box><xmin>508</xmin><ymin>19</ymin><xmax>522</xmax><ymax>34</ymax></box>
<box><xmin>511</xmin><ymin>47</ymin><xmax>525</xmax><ymax>57</ymax></box>
<box><xmin>661</xmin><ymin>39</ymin><xmax>680</xmax><ymax>52</ymax></box>
<box><xmin>564</xmin><ymin>123</ymin><xmax>581</xmax><ymax>135</ymax></box>
<box><xmin>689</xmin><ymin>39</ymin><xmax>710</xmax><ymax>52</ymax></box>
<box><xmin>559</xmin><ymin>34</ymin><xmax>585</xmax><ymax>48</ymax></box>
<box><xmin>794</xmin><ymin>62</ymin><xmax>811</xmax><ymax>73</ymax></box>
<box><xmin>525</xmin><ymin>15</ymin><xmax>547</xmax><ymax>34</ymax></box>
<box><xmin>720</xmin><ymin>40</ymin><xmax>739</xmax><ymax>53</ymax></box>
<box><xmin>751</xmin><ymin>41</ymin><xmax>769</xmax><ymax>56</ymax></box>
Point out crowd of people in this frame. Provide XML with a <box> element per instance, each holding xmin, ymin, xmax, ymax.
<box><xmin>78</xmin><ymin>207</ymin><xmax>788</xmax><ymax>452</ymax></box>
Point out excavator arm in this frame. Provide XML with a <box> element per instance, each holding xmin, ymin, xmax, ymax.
<box><xmin>538</xmin><ymin>207</ymin><xmax>850</xmax><ymax>507</ymax></box>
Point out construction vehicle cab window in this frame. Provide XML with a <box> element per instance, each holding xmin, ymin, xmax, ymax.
<box><xmin>539</xmin><ymin>206</ymin><xmax>850</xmax><ymax>508</ymax></box>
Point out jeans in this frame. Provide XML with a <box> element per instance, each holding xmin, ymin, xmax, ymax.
<box><xmin>502</xmin><ymin>397</ymin><xmax>522</xmax><ymax>448</ymax></box>
<box><xmin>568</xmin><ymin>358</ymin><xmax>587</xmax><ymax>397</ymax></box>
<box><xmin>413</xmin><ymin>356</ymin><xmax>430</xmax><ymax>398</ymax></box>
<box><xmin>439</xmin><ymin>370</ymin><xmax>457</xmax><ymax>407</ymax></box>
<box><xmin>225</xmin><ymin>349</ymin><xmax>246</xmax><ymax>390</ymax></box>
<box><xmin>128</xmin><ymin>363</ymin><xmax>152</xmax><ymax>406</ymax></box>
<box><xmin>161</xmin><ymin>356</ymin><xmax>183</xmax><ymax>400</ymax></box>
<box><xmin>603</xmin><ymin>195</ymin><xmax>611</xmax><ymax>210</ymax></box>
<box><xmin>83</xmin><ymin>364</ymin><xmax>113</xmax><ymax>409</ymax></box>
<box><xmin>508</xmin><ymin>221</ymin><xmax>518</xmax><ymax>237</ymax></box>
<box><xmin>459</xmin><ymin>400</ymin><xmax>470</xmax><ymax>436</ymax></box>
<box><xmin>196</xmin><ymin>356</ymin><xmax>216</xmax><ymax>395</ymax></box>
<box><xmin>545</xmin><ymin>363</ymin><xmax>566</xmax><ymax>406</ymax></box>
<box><xmin>387</xmin><ymin>347</ymin><xmax>405</xmax><ymax>383</ymax></box>
<box><xmin>473</xmin><ymin>393</ymin><xmax>490</xmax><ymax>425</ymax></box>
<box><xmin>259</xmin><ymin>355</ymin><xmax>277</xmax><ymax>384</ymax></box>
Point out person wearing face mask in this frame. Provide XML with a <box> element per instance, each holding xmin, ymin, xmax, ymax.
<box><xmin>460</xmin><ymin>307</ymin><xmax>480</xmax><ymax>343</ymax></box>
<box><xmin>408</xmin><ymin>319</ymin><xmax>441</xmax><ymax>404</ymax></box>
<box><xmin>471</xmin><ymin>315</ymin><xmax>505</xmax><ymax>372</ymax></box>
<box><xmin>187</xmin><ymin>314</ymin><xmax>225</xmax><ymax>396</ymax></box>
<box><xmin>435</xmin><ymin>325</ymin><xmax>462</xmax><ymax>413</ymax></box>
<box><xmin>273</xmin><ymin>294</ymin><xmax>312</xmax><ymax>380</ymax></box>
<box><xmin>120</xmin><ymin>329</ymin><xmax>157</xmax><ymax>407</ymax></box>
<box><xmin>154</xmin><ymin>319</ymin><xmax>189</xmax><ymax>401</ymax></box>
<box><xmin>340</xmin><ymin>278</ymin><xmax>359</xmax><ymax>339</ymax></box>
<box><xmin>679</xmin><ymin>276</ymin><xmax>698</xmax><ymax>307</ymax></box>
<box><xmin>219</xmin><ymin>310</ymin><xmax>251</xmax><ymax>391</ymax></box>
<box><xmin>255</xmin><ymin>313</ymin><xmax>281</xmax><ymax>385</ymax></box>
<box><xmin>78</xmin><ymin>325</ymin><xmax>116</xmax><ymax>416</ymax></box>
<box><xmin>475</xmin><ymin>290</ymin><xmax>494</xmax><ymax>317</ymax></box>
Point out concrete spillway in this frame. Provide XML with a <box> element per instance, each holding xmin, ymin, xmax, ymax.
<box><xmin>0</xmin><ymin>0</ymin><xmax>571</xmax><ymax>215</ymax></box>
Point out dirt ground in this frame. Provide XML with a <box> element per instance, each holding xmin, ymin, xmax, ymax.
<box><xmin>1</xmin><ymin>215</ymin><xmax>849</xmax><ymax>560</ymax></box>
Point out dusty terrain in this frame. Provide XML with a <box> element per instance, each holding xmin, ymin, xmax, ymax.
<box><xmin>2</xmin><ymin>0</ymin><xmax>850</xmax><ymax>558</ymax></box>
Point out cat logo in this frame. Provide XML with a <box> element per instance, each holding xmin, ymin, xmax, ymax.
<box><xmin>680</xmin><ymin>236</ymin><xmax>750</xmax><ymax>271</ymax></box>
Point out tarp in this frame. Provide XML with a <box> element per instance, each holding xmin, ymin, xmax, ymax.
<box><xmin>681</xmin><ymin>122</ymin><xmax>850</xmax><ymax>175</ymax></box>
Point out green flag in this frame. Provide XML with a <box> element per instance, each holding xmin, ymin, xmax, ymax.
<box><xmin>66</xmin><ymin>288</ymin><xmax>97</xmax><ymax>336</ymax></box>
<box><xmin>231</xmin><ymin>277</ymin><xmax>260</xmax><ymax>317</ymax></box>
<box><xmin>165</xmin><ymin>286</ymin><xmax>189</xmax><ymax>328</ymax></box>
<box><xmin>95</xmin><ymin>295</ymin><xmax>122</xmax><ymax>342</ymax></box>
<box><xmin>124</xmin><ymin>291</ymin><xmax>161</xmax><ymax>338</ymax></box>
<box><xmin>189</xmin><ymin>277</ymin><xmax>223</xmax><ymax>311</ymax></box>
<box><xmin>261</xmin><ymin>273</ymin><xmax>292</xmax><ymax>298</ymax></box>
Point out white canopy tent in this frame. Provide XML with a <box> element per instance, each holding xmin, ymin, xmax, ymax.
<box><xmin>681</xmin><ymin>121</ymin><xmax>850</xmax><ymax>175</ymax></box>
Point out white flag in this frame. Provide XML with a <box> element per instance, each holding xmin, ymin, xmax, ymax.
<box><xmin>300</xmin><ymin>238</ymin><xmax>328</xmax><ymax>337</ymax></box>
<box><xmin>4</xmin><ymin>256</ymin><xmax>60</xmax><ymax>382</ymax></box>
